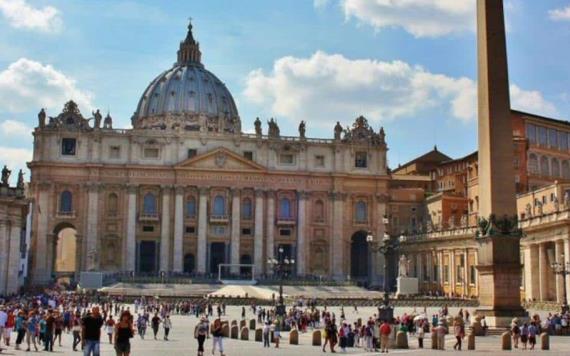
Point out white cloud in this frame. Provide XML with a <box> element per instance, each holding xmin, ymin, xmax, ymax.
<box><xmin>314</xmin><ymin>0</ymin><xmax>331</xmax><ymax>9</ymax></box>
<box><xmin>0</xmin><ymin>58</ymin><xmax>93</xmax><ymax>114</ymax></box>
<box><xmin>0</xmin><ymin>119</ymin><xmax>31</xmax><ymax>138</ymax></box>
<box><xmin>549</xmin><ymin>6</ymin><xmax>570</xmax><ymax>21</ymax></box>
<box><xmin>243</xmin><ymin>51</ymin><xmax>557</xmax><ymax>128</ymax></box>
<box><xmin>0</xmin><ymin>0</ymin><xmax>62</xmax><ymax>33</ymax></box>
<box><xmin>341</xmin><ymin>0</ymin><xmax>476</xmax><ymax>38</ymax></box>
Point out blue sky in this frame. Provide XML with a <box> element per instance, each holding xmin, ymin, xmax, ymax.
<box><xmin>0</xmin><ymin>0</ymin><xmax>569</xmax><ymax>182</ymax></box>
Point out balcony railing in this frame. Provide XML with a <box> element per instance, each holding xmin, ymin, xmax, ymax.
<box><xmin>139</xmin><ymin>212</ymin><xmax>159</xmax><ymax>222</ymax></box>
<box><xmin>209</xmin><ymin>214</ymin><xmax>229</xmax><ymax>223</ymax></box>
<box><xmin>56</xmin><ymin>210</ymin><xmax>76</xmax><ymax>219</ymax></box>
<box><xmin>276</xmin><ymin>217</ymin><xmax>296</xmax><ymax>225</ymax></box>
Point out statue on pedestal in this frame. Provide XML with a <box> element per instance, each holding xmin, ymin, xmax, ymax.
<box><xmin>298</xmin><ymin>120</ymin><xmax>306</xmax><ymax>139</ymax></box>
<box><xmin>38</xmin><ymin>108</ymin><xmax>46</xmax><ymax>128</ymax></box>
<box><xmin>17</xmin><ymin>169</ymin><xmax>24</xmax><ymax>189</ymax></box>
<box><xmin>398</xmin><ymin>255</ymin><xmax>409</xmax><ymax>277</ymax></box>
<box><xmin>334</xmin><ymin>121</ymin><xmax>343</xmax><ymax>140</ymax></box>
<box><xmin>92</xmin><ymin>109</ymin><xmax>102</xmax><ymax>129</ymax></box>
<box><xmin>1</xmin><ymin>165</ymin><xmax>11</xmax><ymax>186</ymax></box>
<box><xmin>254</xmin><ymin>117</ymin><xmax>262</xmax><ymax>136</ymax></box>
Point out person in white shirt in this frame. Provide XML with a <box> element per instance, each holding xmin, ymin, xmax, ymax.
<box><xmin>0</xmin><ymin>307</ymin><xmax>7</xmax><ymax>349</ymax></box>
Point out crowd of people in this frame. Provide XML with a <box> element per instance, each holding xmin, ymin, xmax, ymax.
<box><xmin>1</xmin><ymin>288</ymin><xmax>567</xmax><ymax>355</ymax></box>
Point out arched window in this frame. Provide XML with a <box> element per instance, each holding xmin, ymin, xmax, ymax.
<box><xmin>107</xmin><ymin>193</ymin><xmax>118</xmax><ymax>214</ymax></box>
<box><xmin>183</xmin><ymin>254</ymin><xmax>195</xmax><ymax>274</ymax></box>
<box><xmin>242</xmin><ymin>198</ymin><xmax>253</xmax><ymax>220</ymax></box>
<box><xmin>552</xmin><ymin>158</ymin><xmax>561</xmax><ymax>177</ymax></box>
<box><xmin>59</xmin><ymin>190</ymin><xmax>73</xmax><ymax>213</ymax></box>
<box><xmin>279</xmin><ymin>198</ymin><xmax>291</xmax><ymax>218</ymax></box>
<box><xmin>355</xmin><ymin>201</ymin><xmax>367</xmax><ymax>223</ymax></box>
<box><xmin>143</xmin><ymin>192</ymin><xmax>157</xmax><ymax>215</ymax></box>
<box><xmin>213</xmin><ymin>195</ymin><xmax>226</xmax><ymax>215</ymax></box>
<box><xmin>563</xmin><ymin>161</ymin><xmax>570</xmax><ymax>179</ymax></box>
<box><xmin>186</xmin><ymin>196</ymin><xmax>196</xmax><ymax>218</ymax></box>
<box><xmin>314</xmin><ymin>200</ymin><xmax>324</xmax><ymax>222</ymax></box>
<box><xmin>528</xmin><ymin>154</ymin><xmax>539</xmax><ymax>175</ymax></box>
<box><xmin>540</xmin><ymin>156</ymin><xmax>550</xmax><ymax>176</ymax></box>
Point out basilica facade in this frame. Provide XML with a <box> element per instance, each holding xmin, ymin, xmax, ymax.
<box><xmin>28</xmin><ymin>23</ymin><xmax>390</xmax><ymax>285</ymax></box>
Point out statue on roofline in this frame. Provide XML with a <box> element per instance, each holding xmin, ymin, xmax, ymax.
<box><xmin>298</xmin><ymin>120</ymin><xmax>306</xmax><ymax>139</ymax></box>
<box><xmin>1</xmin><ymin>165</ymin><xmax>11</xmax><ymax>186</ymax></box>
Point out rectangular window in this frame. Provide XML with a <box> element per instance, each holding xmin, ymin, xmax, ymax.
<box><xmin>241</xmin><ymin>228</ymin><xmax>252</xmax><ymax>236</ymax></box>
<box><xmin>526</xmin><ymin>123</ymin><xmax>536</xmax><ymax>144</ymax></box>
<box><xmin>144</xmin><ymin>148</ymin><xmax>159</xmax><ymax>159</ymax></box>
<box><xmin>109</xmin><ymin>145</ymin><xmax>121</xmax><ymax>159</ymax></box>
<box><xmin>142</xmin><ymin>225</ymin><xmax>154</xmax><ymax>232</ymax></box>
<box><xmin>279</xmin><ymin>154</ymin><xmax>294</xmax><ymax>165</ymax></box>
<box><xmin>212</xmin><ymin>226</ymin><xmax>225</xmax><ymax>236</ymax></box>
<box><xmin>279</xmin><ymin>229</ymin><xmax>291</xmax><ymax>236</ymax></box>
<box><xmin>185</xmin><ymin>226</ymin><xmax>195</xmax><ymax>234</ymax></box>
<box><xmin>355</xmin><ymin>151</ymin><xmax>368</xmax><ymax>168</ymax></box>
<box><xmin>61</xmin><ymin>138</ymin><xmax>77</xmax><ymax>156</ymax></box>
<box><xmin>538</xmin><ymin>126</ymin><xmax>548</xmax><ymax>146</ymax></box>
<box><xmin>187</xmin><ymin>149</ymin><xmax>197</xmax><ymax>159</ymax></box>
<box><xmin>433</xmin><ymin>265</ymin><xmax>438</xmax><ymax>282</ymax></box>
<box><xmin>560</xmin><ymin>132</ymin><xmax>568</xmax><ymax>150</ymax></box>
<box><xmin>549</xmin><ymin>128</ymin><xmax>558</xmax><ymax>148</ymax></box>
<box><xmin>314</xmin><ymin>155</ymin><xmax>325</xmax><ymax>167</ymax></box>
<box><xmin>444</xmin><ymin>265</ymin><xmax>449</xmax><ymax>283</ymax></box>
<box><xmin>243</xmin><ymin>151</ymin><xmax>253</xmax><ymax>160</ymax></box>
<box><xmin>470</xmin><ymin>265</ymin><xmax>476</xmax><ymax>285</ymax></box>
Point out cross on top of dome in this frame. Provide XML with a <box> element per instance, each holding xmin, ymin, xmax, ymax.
<box><xmin>177</xmin><ymin>18</ymin><xmax>202</xmax><ymax>66</ymax></box>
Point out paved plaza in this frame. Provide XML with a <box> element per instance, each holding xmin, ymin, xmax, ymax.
<box><xmin>2</xmin><ymin>305</ymin><xmax>570</xmax><ymax>355</ymax></box>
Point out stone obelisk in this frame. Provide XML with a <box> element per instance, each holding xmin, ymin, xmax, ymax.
<box><xmin>475</xmin><ymin>0</ymin><xmax>527</xmax><ymax>327</ymax></box>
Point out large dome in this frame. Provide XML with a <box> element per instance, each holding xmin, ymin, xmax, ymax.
<box><xmin>132</xmin><ymin>22</ymin><xmax>240</xmax><ymax>133</ymax></box>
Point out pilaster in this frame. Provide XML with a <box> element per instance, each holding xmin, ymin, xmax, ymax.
<box><xmin>160</xmin><ymin>185</ymin><xmax>172</xmax><ymax>272</ymax></box>
<box><xmin>230</xmin><ymin>188</ymin><xmax>241</xmax><ymax>274</ymax></box>
<box><xmin>173</xmin><ymin>186</ymin><xmax>184</xmax><ymax>272</ymax></box>
<box><xmin>254</xmin><ymin>189</ymin><xmax>264</xmax><ymax>275</ymax></box>
<box><xmin>125</xmin><ymin>184</ymin><xmax>137</xmax><ymax>272</ymax></box>
<box><xmin>297</xmin><ymin>191</ymin><xmax>308</xmax><ymax>276</ymax></box>
<box><xmin>197</xmin><ymin>187</ymin><xmax>209</xmax><ymax>274</ymax></box>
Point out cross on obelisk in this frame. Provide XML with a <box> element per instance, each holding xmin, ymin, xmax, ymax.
<box><xmin>475</xmin><ymin>0</ymin><xmax>527</xmax><ymax>328</ymax></box>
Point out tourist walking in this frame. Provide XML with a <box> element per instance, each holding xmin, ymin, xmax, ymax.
<box><xmin>262</xmin><ymin>321</ymin><xmax>270</xmax><ymax>348</ymax></box>
<box><xmin>417</xmin><ymin>321</ymin><xmax>425</xmax><ymax>348</ymax></box>
<box><xmin>114</xmin><ymin>311</ymin><xmax>134</xmax><ymax>356</ymax></box>
<box><xmin>44</xmin><ymin>310</ymin><xmax>55</xmax><ymax>352</ymax></box>
<box><xmin>82</xmin><ymin>306</ymin><xmax>104</xmax><ymax>356</ymax></box>
<box><xmin>194</xmin><ymin>316</ymin><xmax>208</xmax><ymax>356</ymax></box>
<box><xmin>26</xmin><ymin>312</ymin><xmax>39</xmax><ymax>352</ymax></box>
<box><xmin>273</xmin><ymin>319</ymin><xmax>282</xmax><ymax>349</ymax></box>
<box><xmin>521</xmin><ymin>323</ymin><xmax>529</xmax><ymax>350</ymax></box>
<box><xmin>528</xmin><ymin>322</ymin><xmax>538</xmax><ymax>350</ymax></box>
<box><xmin>436</xmin><ymin>322</ymin><xmax>446</xmax><ymax>350</ymax></box>
<box><xmin>211</xmin><ymin>319</ymin><xmax>225</xmax><ymax>356</ymax></box>
<box><xmin>163</xmin><ymin>315</ymin><xmax>172</xmax><ymax>340</ymax></box>
<box><xmin>379</xmin><ymin>320</ymin><xmax>391</xmax><ymax>353</ymax></box>
<box><xmin>151</xmin><ymin>313</ymin><xmax>161</xmax><ymax>340</ymax></box>
<box><xmin>136</xmin><ymin>314</ymin><xmax>146</xmax><ymax>339</ymax></box>
<box><xmin>106</xmin><ymin>315</ymin><xmax>115</xmax><ymax>344</ymax></box>
<box><xmin>14</xmin><ymin>311</ymin><xmax>25</xmax><ymax>350</ymax></box>
<box><xmin>453</xmin><ymin>317</ymin><xmax>465</xmax><ymax>351</ymax></box>
<box><xmin>511</xmin><ymin>319</ymin><xmax>520</xmax><ymax>349</ymax></box>
<box><xmin>72</xmin><ymin>313</ymin><xmax>82</xmax><ymax>352</ymax></box>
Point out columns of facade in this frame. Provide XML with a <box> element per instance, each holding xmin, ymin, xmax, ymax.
<box><xmin>126</xmin><ymin>185</ymin><xmax>137</xmax><ymax>272</ymax></box>
<box><xmin>159</xmin><ymin>186</ymin><xmax>171</xmax><ymax>272</ymax></box>
<box><xmin>564</xmin><ymin>237</ymin><xmax>570</xmax><ymax>304</ymax></box>
<box><xmin>438</xmin><ymin>251</ymin><xmax>444</xmax><ymax>291</ymax></box>
<box><xmin>555</xmin><ymin>240</ymin><xmax>565</xmax><ymax>303</ymax></box>
<box><xmin>85</xmin><ymin>183</ymin><xmax>99</xmax><ymax>271</ymax></box>
<box><xmin>34</xmin><ymin>184</ymin><xmax>51</xmax><ymax>282</ymax></box>
<box><xmin>0</xmin><ymin>219</ymin><xmax>7</xmax><ymax>294</ymax></box>
<box><xmin>331</xmin><ymin>192</ymin><xmax>345</xmax><ymax>280</ymax></box>
<box><xmin>172</xmin><ymin>186</ymin><xmax>184</xmax><ymax>273</ymax></box>
<box><xmin>449</xmin><ymin>250</ymin><xmax>456</xmax><ymax>297</ymax></box>
<box><xmin>297</xmin><ymin>191</ymin><xmax>307</xmax><ymax>276</ymax></box>
<box><xmin>539</xmin><ymin>242</ymin><xmax>548</xmax><ymax>301</ymax></box>
<box><xmin>254</xmin><ymin>190</ymin><xmax>264</xmax><ymax>275</ymax></box>
<box><xmin>6</xmin><ymin>222</ymin><xmax>21</xmax><ymax>294</ymax></box>
<box><xmin>524</xmin><ymin>244</ymin><xmax>539</xmax><ymax>301</ymax></box>
<box><xmin>464</xmin><ymin>249</ymin><xmax>469</xmax><ymax>297</ymax></box>
<box><xmin>266</xmin><ymin>190</ymin><xmax>275</xmax><ymax>275</ymax></box>
<box><xmin>197</xmin><ymin>187</ymin><xmax>208</xmax><ymax>274</ymax></box>
<box><xmin>416</xmin><ymin>254</ymin><xmax>422</xmax><ymax>283</ymax></box>
<box><xmin>230</xmin><ymin>189</ymin><xmax>241</xmax><ymax>274</ymax></box>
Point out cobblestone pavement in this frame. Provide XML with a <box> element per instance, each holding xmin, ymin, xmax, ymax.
<box><xmin>3</xmin><ymin>306</ymin><xmax>570</xmax><ymax>355</ymax></box>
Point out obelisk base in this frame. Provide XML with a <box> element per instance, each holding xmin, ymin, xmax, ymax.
<box><xmin>475</xmin><ymin>233</ymin><xmax>528</xmax><ymax>328</ymax></box>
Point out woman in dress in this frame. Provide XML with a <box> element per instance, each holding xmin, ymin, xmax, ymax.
<box><xmin>114</xmin><ymin>311</ymin><xmax>134</xmax><ymax>356</ymax></box>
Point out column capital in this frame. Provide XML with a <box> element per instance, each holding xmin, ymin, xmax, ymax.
<box><xmin>160</xmin><ymin>184</ymin><xmax>174</xmax><ymax>192</ymax></box>
<box><xmin>230</xmin><ymin>188</ymin><xmax>241</xmax><ymax>198</ymax></box>
<box><xmin>330</xmin><ymin>191</ymin><xmax>347</xmax><ymax>201</ymax></box>
<box><xmin>36</xmin><ymin>181</ymin><xmax>52</xmax><ymax>191</ymax></box>
<box><xmin>255</xmin><ymin>189</ymin><xmax>264</xmax><ymax>198</ymax></box>
<box><xmin>375</xmin><ymin>193</ymin><xmax>390</xmax><ymax>203</ymax></box>
<box><xmin>266</xmin><ymin>189</ymin><xmax>276</xmax><ymax>198</ymax></box>
<box><xmin>199</xmin><ymin>186</ymin><xmax>209</xmax><ymax>195</ymax></box>
<box><xmin>126</xmin><ymin>184</ymin><xmax>138</xmax><ymax>194</ymax></box>
<box><xmin>84</xmin><ymin>182</ymin><xmax>102</xmax><ymax>192</ymax></box>
<box><xmin>174</xmin><ymin>185</ymin><xmax>185</xmax><ymax>195</ymax></box>
<box><xmin>297</xmin><ymin>191</ymin><xmax>309</xmax><ymax>200</ymax></box>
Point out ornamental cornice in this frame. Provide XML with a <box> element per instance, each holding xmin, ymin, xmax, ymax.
<box><xmin>375</xmin><ymin>194</ymin><xmax>390</xmax><ymax>203</ymax></box>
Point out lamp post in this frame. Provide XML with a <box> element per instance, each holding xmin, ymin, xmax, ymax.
<box><xmin>367</xmin><ymin>230</ymin><xmax>398</xmax><ymax>322</ymax></box>
<box><xmin>267</xmin><ymin>246</ymin><xmax>295</xmax><ymax>317</ymax></box>
<box><xmin>550</xmin><ymin>254</ymin><xmax>570</xmax><ymax>314</ymax></box>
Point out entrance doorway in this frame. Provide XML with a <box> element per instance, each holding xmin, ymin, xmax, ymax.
<box><xmin>210</xmin><ymin>242</ymin><xmax>226</xmax><ymax>274</ymax></box>
<box><xmin>54</xmin><ymin>224</ymin><xmax>77</xmax><ymax>274</ymax></box>
<box><xmin>138</xmin><ymin>241</ymin><xmax>158</xmax><ymax>274</ymax></box>
<box><xmin>350</xmin><ymin>231</ymin><xmax>369</xmax><ymax>282</ymax></box>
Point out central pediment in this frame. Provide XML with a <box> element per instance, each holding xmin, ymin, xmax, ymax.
<box><xmin>175</xmin><ymin>147</ymin><xmax>266</xmax><ymax>171</ymax></box>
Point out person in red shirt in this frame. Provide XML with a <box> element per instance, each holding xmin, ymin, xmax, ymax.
<box><xmin>379</xmin><ymin>320</ymin><xmax>392</xmax><ymax>353</ymax></box>
<box><xmin>4</xmin><ymin>311</ymin><xmax>15</xmax><ymax>347</ymax></box>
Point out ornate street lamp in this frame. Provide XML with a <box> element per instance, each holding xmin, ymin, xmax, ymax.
<box><xmin>267</xmin><ymin>246</ymin><xmax>295</xmax><ymax>317</ymax></box>
<box><xmin>550</xmin><ymin>254</ymin><xmax>570</xmax><ymax>314</ymax></box>
<box><xmin>367</xmin><ymin>231</ymin><xmax>398</xmax><ymax>322</ymax></box>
